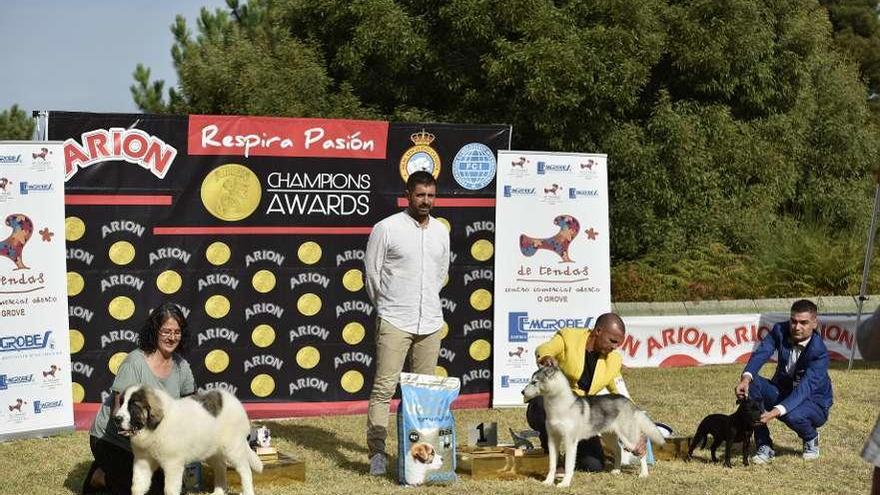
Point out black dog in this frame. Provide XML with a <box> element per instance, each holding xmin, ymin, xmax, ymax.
<box><xmin>687</xmin><ymin>398</ymin><xmax>763</xmax><ymax>467</ymax></box>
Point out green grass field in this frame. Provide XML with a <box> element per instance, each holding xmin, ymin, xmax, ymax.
<box><xmin>2</xmin><ymin>362</ymin><xmax>877</xmax><ymax>495</ymax></box>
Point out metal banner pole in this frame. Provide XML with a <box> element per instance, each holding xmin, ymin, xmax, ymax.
<box><xmin>850</xmin><ymin>181</ymin><xmax>880</xmax><ymax>370</ymax></box>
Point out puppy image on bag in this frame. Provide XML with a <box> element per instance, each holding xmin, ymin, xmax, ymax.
<box><xmin>688</xmin><ymin>398</ymin><xmax>763</xmax><ymax>467</ymax></box>
<box><xmin>404</xmin><ymin>442</ymin><xmax>444</xmax><ymax>485</ymax></box>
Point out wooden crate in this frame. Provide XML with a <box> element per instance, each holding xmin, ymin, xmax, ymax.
<box><xmin>654</xmin><ymin>435</ymin><xmax>692</xmax><ymax>461</ymax></box>
<box><xmin>200</xmin><ymin>452</ymin><xmax>305</xmax><ymax>490</ymax></box>
<box><xmin>456</xmin><ymin>446</ymin><xmax>548</xmax><ymax>480</ymax></box>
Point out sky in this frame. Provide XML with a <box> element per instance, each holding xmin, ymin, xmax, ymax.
<box><xmin>1</xmin><ymin>0</ymin><xmax>228</xmax><ymax>115</ymax></box>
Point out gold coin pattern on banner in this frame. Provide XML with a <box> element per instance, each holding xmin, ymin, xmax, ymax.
<box><xmin>471</xmin><ymin>239</ymin><xmax>494</xmax><ymax>262</ymax></box>
<box><xmin>341</xmin><ymin>370</ymin><xmax>364</xmax><ymax>393</ymax></box>
<box><xmin>297</xmin><ymin>241</ymin><xmax>322</xmax><ymax>265</ymax></box>
<box><xmin>469</xmin><ymin>339</ymin><xmax>492</xmax><ymax>361</ymax></box>
<box><xmin>205</xmin><ymin>294</ymin><xmax>231</xmax><ymax>319</ymax></box>
<box><xmin>251</xmin><ymin>269</ymin><xmax>276</xmax><ymax>293</ymax></box>
<box><xmin>108</xmin><ymin>296</ymin><xmax>135</xmax><ymax>321</ymax></box>
<box><xmin>296</xmin><ymin>293</ymin><xmax>322</xmax><ymax>316</ymax></box>
<box><xmin>71</xmin><ymin>382</ymin><xmax>85</xmax><ymax>403</ymax></box>
<box><xmin>67</xmin><ymin>272</ymin><xmax>84</xmax><ymax>297</ymax></box>
<box><xmin>444</xmin><ymin>274</ymin><xmax>450</xmax><ymax>287</ymax></box>
<box><xmin>439</xmin><ymin>322</ymin><xmax>449</xmax><ymax>340</ymax></box>
<box><xmin>435</xmin><ymin>366</ymin><xmax>448</xmax><ymax>377</ymax></box>
<box><xmin>470</xmin><ymin>288</ymin><xmax>493</xmax><ymax>311</ymax></box>
<box><xmin>296</xmin><ymin>346</ymin><xmax>321</xmax><ymax>369</ymax></box>
<box><xmin>205</xmin><ymin>349</ymin><xmax>230</xmax><ymax>373</ymax></box>
<box><xmin>69</xmin><ymin>329</ymin><xmax>84</xmax><ymax>353</ymax></box>
<box><xmin>156</xmin><ymin>270</ymin><xmax>182</xmax><ymax>294</ymax></box>
<box><xmin>342</xmin><ymin>268</ymin><xmax>364</xmax><ymax>292</ymax></box>
<box><xmin>436</xmin><ymin>217</ymin><xmax>451</xmax><ymax>232</ymax></box>
<box><xmin>252</xmin><ymin>324</ymin><xmax>276</xmax><ymax>348</ymax></box>
<box><xmin>108</xmin><ymin>352</ymin><xmax>128</xmax><ymax>375</ymax></box>
<box><xmin>342</xmin><ymin>322</ymin><xmax>366</xmax><ymax>345</ymax></box>
<box><xmin>206</xmin><ymin>241</ymin><xmax>231</xmax><ymax>266</ymax></box>
<box><xmin>65</xmin><ymin>216</ymin><xmax>85</xmax><ymax>241</ymax></box>
<box><xmin>108</xmin><ymin>240</ymin><xmax>136</xmax><ymax>265</ymax></box>
<box><xmin>200</xmin><ymin>163</ymin><xmax>262</xmax><ymax>221</ymax></box>
<box><xmin>251</xmin><ymin>373</ymin><xmax>275</xmax><ymax>398</ymax></box>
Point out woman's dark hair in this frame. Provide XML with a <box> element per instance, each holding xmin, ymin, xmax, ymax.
<box><xmin>138</xmin><ymin>302</ymin><xmax>190</xmax><ymax>356</ymax></box>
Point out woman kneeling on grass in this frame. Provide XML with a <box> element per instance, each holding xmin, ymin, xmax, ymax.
<box><xmin>82</xmin><ymin>302</ymin><xmax>196</xmax><ymax>495</ymax></box>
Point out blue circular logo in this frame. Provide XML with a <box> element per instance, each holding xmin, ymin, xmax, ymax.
<box><xmin>452</xmin><ymin>143</ymin><xmax>496</xmax><ymax>190</ymax></box>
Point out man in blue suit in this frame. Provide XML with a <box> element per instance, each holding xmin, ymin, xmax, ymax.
<box><xmin>735</xmin><ymin>299</ymin><xmax>833</xmax><ymax>463</ymax></box>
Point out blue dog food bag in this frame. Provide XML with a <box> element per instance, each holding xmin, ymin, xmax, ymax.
<box><xmin>397</xmin><ymin>372</ymin><xmax>460</xmax><ymax>486</ymax></box>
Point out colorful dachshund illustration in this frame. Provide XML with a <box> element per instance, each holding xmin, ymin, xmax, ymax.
<box><xmin>43</xmin><ymin>365</ymin><xmax>59</xmax><ymax>378</ymax></box>
<box><xmin>544</xmin><ymin>184</ymin><xmax>561</xmax><ymax>195</ymax></box>
<box><xmin>32</xmin><ymin>148</ymin><xmax>49</xmax><ymax>160</ymax></box>
<box><xmin>0</xmin><ymin>178</ymin><xmax>8</xmax><ymax>191</ymax></box>
<box><xmin>511</xmin><ymin>156</ymin><xmax>529</xmax><ymax>168</ymax></box>
<box><xmin>508</xmin><ymin>347</ymin><xmax>526</xmax><ymax>358</ymax></box>
<box><xmin>520</xmin><ymin>215</ymin><xmax>581</xmax><ymax>263</ymax></box>
<box><xmin>8</xmin><ymin>399</ymin><xmax>25</xmax><ymax>412</ymax></box>
<box><xmin>0</xmin><ymin>213</ymin><xmax>34</xmax><ymax>270</ymax></box>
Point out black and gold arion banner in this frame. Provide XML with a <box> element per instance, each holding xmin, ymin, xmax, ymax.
<box><xmin>49</xmin><ymin>111</ymin><xmax>509</xmax><ymax>404</ymax></box>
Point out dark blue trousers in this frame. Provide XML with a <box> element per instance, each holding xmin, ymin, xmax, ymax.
<box><xmin>748</xmin><ymin>375</ymin><xmax>828</xmax><ymax>446</ymax></box>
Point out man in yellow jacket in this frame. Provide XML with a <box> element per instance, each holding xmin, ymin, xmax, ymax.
<box><xmin>526</xmin><ymin>312</ymin><xmax>645</xmax><ymax>471</ymax></box>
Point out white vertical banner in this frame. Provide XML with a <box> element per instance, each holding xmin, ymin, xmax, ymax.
<box><xmin>0</xmin><ymin>142</ymin><xmax>73</xmax><ymax>440</ymax></box>
<box><xmin>492</xmin><ymin>151</ymin><xmax>611</xmax><ymax>407</ymax></box>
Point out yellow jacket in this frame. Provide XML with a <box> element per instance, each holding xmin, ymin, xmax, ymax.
<box><xmin>535</xmin><ymin>327</ymin><xmax>623</xmax><ymax>397</ymax></box>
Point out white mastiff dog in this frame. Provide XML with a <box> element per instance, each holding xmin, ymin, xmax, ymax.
<box><xmin>115</xmin><ymin>385</ymin><xmax>263</xmax><ymax>495</ymax></box>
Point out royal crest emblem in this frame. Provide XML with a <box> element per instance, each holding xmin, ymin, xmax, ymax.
<box><xmin>399</xmin><ymin>129</ymin><xmax>441</xmax><ymax>182</ymax></box>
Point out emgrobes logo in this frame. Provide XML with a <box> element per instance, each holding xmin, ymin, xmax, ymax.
<box><xmin>188</xmin><ymin>115</ymin><xmax>389</xmax><ymax>159</ymax></box>
<box><xmin>63</xmin><ymin>128</ymin><xmax>177</xmax><ymax>181</ymax></box>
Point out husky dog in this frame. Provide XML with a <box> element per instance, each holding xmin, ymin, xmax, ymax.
<box><xmin>522</xmin><ymin>366</ymin><xmax>665</xmax><ymax>487</ymax></box>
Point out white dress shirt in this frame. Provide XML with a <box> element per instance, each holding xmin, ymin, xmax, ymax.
<box><xmin>742</xmin><ymin>335</ymin><xmax>812</xmax><ymax>416</ymax></box>
<box><xmin>364</xmin><ymin>211</ymin><xmax>450</xmax><ymax>335</ymax></box>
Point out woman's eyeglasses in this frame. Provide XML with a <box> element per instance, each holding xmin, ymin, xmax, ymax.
<box><xmin>158</xmin><ymin>329</ymin><xmax>182</xmax><ymax>338</ymax></box>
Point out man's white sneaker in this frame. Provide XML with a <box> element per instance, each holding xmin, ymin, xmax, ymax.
<box><xmin>751</xmin><ymin>444</ymin><xmax>775</xmax><ymax>464</ymax></box>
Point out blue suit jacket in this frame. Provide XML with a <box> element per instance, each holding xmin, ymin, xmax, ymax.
<box><xmin>743</xmin><ymin>322</ymin><xmax>833</xmax><ymax>414</ymax></box>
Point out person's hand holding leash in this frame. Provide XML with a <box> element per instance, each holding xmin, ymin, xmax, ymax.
<box><xmin>735</xmin><ymin>375</ymin><xmax>751</xmax><ymax>400</ymax></box>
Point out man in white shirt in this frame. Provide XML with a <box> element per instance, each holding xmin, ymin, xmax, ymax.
<box><xmin>735</xmin><ymin>299</ymin><xmax>833</xmax><ymax>464</ymax></box>
<box><xmin>363</xmin><ymin>170</ymin><xmax>450</xmax><ymax>476</ymax></box>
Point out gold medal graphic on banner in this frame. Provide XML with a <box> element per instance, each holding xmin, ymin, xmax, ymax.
<box><xmin>470</xmin><ymin>339</ymin><xmax>491</xmax><ymax>361</ymax></box>
<box><xmin>109</xmin><ymin>296</ymin><xmax>135</xmax><ymax>321</ymax></box>
<box><xmin>436</xmin><ymin>217</ymin><xmax>451</xmax><ymax>232</ymax></box>
<box><xmin>252</xmin><ymin>324</ymin><xmax>276</xmax><ymax>348</ymax></box>
<box><xmin>200</xmin><ymin>163</ymin><xmax>262</xmax><ymax>221</ymax></box>
<box><xmin>156</xmin><ymin>270</ymin><xmax>182</xmax><ymax>294</ymax></box>
<box><xmin>252</xmin><ymin>269</ymin><xmax>276</xmax><ymax>293</ymax></box>
<box><xmin>342</xmin><ymin>322</ymin><xmax>366</xmax><ymax>345</ymax></box>
<box><xmin>342</xmin><ymin>269</ymin><xmax>364</xmax><ymax>292</ymax></box>
<box><xmin>205</xmin><ymin>349</ymin><xmax>230</xmax><ymax>373</ymax></box>
<box><xmin>435</xmin><ymin>366</ymin><xmax>448</xmax><ymax>377</ymax></box>
<box><xmin>65</xmin><ymin>216</ymin><xmax>85</xmax><ymax>241</ymax></box>
<box><xmin>470</xmin><ymin>288</ymin><xmax>492</xmax><ymax>311</ymax></box>
<box><xmin>341</xmin><ymin>370</ymin><xmax>364</xmax><ymax>393</ymax></box>
<box><xmin>108</xmin><ymin>352</ymin><xmax>129</xmax><ymax>375</ymax></box>
<box><xmin>297</xmin><ymin>293</ymin><xmax>322</xmax><ymax>316</ymax></box>
<box><xmin>439</xmin><ymin>322</ymin><xmax>449</xmax><ymax>340</ymax></box>
<box><xmin>108</xmin><ymin>240</ymin><xmax>136</xmax><ymax>265</ymax></box>
<box><xmin>399</xmin><ymin>130</ymin><xmax>441</xmax><ymax>182</ymax></box>
<box><xmin>471</xmin><ymin>239</ymin><xmax>494</xmax><ymax>262</ymax></box>
<box><xmin>251</xmin><ymin>374</ymin><xmax>275</xmax><ymax>398</ymax></box>
<box><xmin>296</xmin><ymin>346</ymin><xmax>320</xmax><ymax>369</ymax></box>
<box><xmin>205</xmin><ymin>294</ymin><xmax>231</xmax><ymax>319</ymax></box>
<box><xmin>297</xmin><ymin>241</ymin><xmax>322</xmax><ymax>265</ymax></box>
<box><xmin>69</xmin><ymin>329</ymin><xmax>84</xmax><ymax>354</ymax></box>
<box><xmin>206</xmin><ymin>241</ymin><xmax>231</xmax><ymax>266</ymax></box>
<box><xmin>67</xmin><ymin>272</ymin><xmax>85</xmax><ymax>297</ymax></box>
<box><xmin>72</xmin><ymin>382</ymin><xmax>85</xmax><ymax>403</ymax></box>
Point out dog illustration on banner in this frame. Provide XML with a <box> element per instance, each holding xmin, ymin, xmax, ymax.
<box><xmin>508</xmin><ymin>347</ymin><xmax>526</xmax><ymax>358</ymax></box>
<box><xmin>511</xmin><ymin>156</ymin><xmax>529</xmax><ymax>168</ymax></box>
<box><xmin>519</xmin><ymin>214</ymin><xmax>580</xmax><ymax>263</ymax></box>
<box><xmin>0</xmin><ymin>213</ymin><xmax>34</xmax><ymax>270</ymax></box>
<box><xmin>543</xmin><ymin>184</ymin><xmax>561</xmax><ymax>195</ymax></box>
<box><xmin>8</xmin><ymin>399</ymin><xmax>26</xmax><ymax>412</ymax></box>
<box><xmin>0</xmin><ymin>178</ymin><xmax>9</xmax><ymax>191</ymax></box>
<box><xmin>32</xmin><ymin>148</ymin><xmax>49</xmax><ymax>161</ymax></box>
<box><xmin>43</xmin><ymin>365</ymin><xmax>60</xmax><ymax>378</ymax></box>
